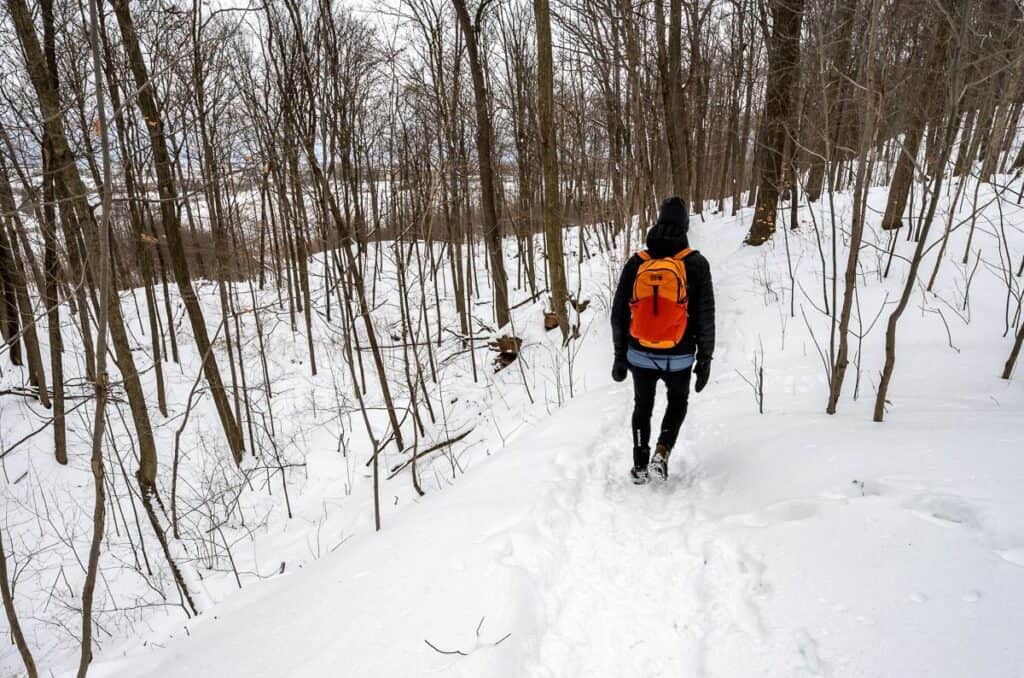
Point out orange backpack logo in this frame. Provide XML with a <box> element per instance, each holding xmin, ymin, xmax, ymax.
<box><xmin>629</xmin><ymin>248</ymin><xmax>693</xmax><ymax>349</ymax></box>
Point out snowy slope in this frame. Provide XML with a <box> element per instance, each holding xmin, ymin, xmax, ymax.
<box><xmin>60</xmin><ymin>178</ymin><xmax>1024</xmax><ymax>678</ymax></box>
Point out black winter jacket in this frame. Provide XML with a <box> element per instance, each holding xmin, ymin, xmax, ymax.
<box><xmin>611</xmin><ymin>225</ymin><xmax>715</xmax><ymax>361</ymax></box>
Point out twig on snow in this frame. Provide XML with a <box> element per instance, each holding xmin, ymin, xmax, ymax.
<box><xmin>423</xmin><ymin>616</ymin><xmax>512</xmax><ymax>657</ymax></box>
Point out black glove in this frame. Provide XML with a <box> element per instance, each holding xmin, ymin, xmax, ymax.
<box><xmin>612</xmin><ymin>356</ymin><xmax>628</xmax><ymax>382</ymax></box>
<box><xmin>694</xmin><ymin>357</ymin><xmax>711</xmax><ymax>393</ymax></box>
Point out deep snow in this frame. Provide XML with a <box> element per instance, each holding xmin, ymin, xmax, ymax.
<box><xmin>3</xmin><ymin>174</ymin><xmax>1024</xmax><ymax>678</ymax></box>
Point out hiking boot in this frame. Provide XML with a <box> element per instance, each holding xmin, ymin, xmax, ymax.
<box><xmin>630</xmin><ymin>465</ymin><xmax>649</xmax><ymax>484</ymax></box>
<box><xmin>648</xmin><ymin>444</ymin><xmax>670</xmax><ymax>480</ymax></box>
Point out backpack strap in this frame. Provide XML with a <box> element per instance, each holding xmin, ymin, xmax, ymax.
<box><xmin>637</xmin><ymin>248</ymin><xmax>694</xmax><ymax>261</ymax></box>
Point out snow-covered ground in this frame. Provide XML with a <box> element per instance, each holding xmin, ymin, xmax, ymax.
<box><xmin>3</xmin><ymin>173</ymin><xmax>1024</xmax><ymax>677</ymax></box>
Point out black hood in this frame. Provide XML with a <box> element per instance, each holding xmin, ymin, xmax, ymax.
<box><xmin>645</xmin><ymin>196</ymin><xmax>690</xmax><ymax>257</ymax></box>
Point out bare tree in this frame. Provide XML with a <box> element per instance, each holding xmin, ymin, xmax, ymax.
<box><xmin>109</xmin><ymin>0</ymin><xmax>246</xmax><ymax>467</ymax></box>
<box><xmin>452</xmin><ymin>0</ymin><xmax>512</xmax><ymax>329</ymax></box>
<box><xmin>534</xmin><ymin>0</ymin><xmax>569</xmax><ymax>338</ymax></box>
<box><xmin>746</xmin><ymin>0</ymin><xmax>805</xmax><ymax>246</ymax></box>
<box><xmin>0</xmin><ymin>524</ymin><xmax>37</xmax><ymax>678</ymax></box>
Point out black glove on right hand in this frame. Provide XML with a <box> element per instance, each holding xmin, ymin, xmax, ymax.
<box><xmin>612</xmin><ymin>356</ymin><xmax>628</xmax><ymax>382</ymax></box>
<box><xmin>694</xmin><ymin>357</ymin><xmax>711</xmax><ymax>393</ymax></box>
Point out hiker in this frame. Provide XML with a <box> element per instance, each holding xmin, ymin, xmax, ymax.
<box><xmin>611</xmin><ymin>197</ymin><xmax>716</xmax><ymax>484</ymax></box>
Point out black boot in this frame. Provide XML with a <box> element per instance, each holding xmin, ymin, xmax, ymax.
<box><xmin>631</xmin><ymin>446</ymin><xmax>650</xmax><ymax>484</ymax></box>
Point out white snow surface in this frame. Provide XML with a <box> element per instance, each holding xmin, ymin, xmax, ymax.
<box><xmin>3</xmin><ymin>175</ymin><xmax>1024</xmax><ymax>678</ymax></box>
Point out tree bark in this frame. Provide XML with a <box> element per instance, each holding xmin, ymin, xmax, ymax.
<box><xmin>1013</xmin><ymin>137</ymin><xmax>1024</xmax><ymax>170</ymax></box>
<box><xmin>452</xmin><ymin>0</ymin><xmax>512</xmax><ymax>329</ymax></box>
<box><xmin>746</xmin><ymin>0</ymin><xmax>805</xmax><ymax>245</ymax></box>
<box><xmin>804</xmin><ymin>0</ymin><xmax>857</xmax><ymax>203</ymax></box>
<box><xmin>533</xmin><ymin>0</ymin><xmax>569</xmax><ymax>340</ymax></box>
<box><xmin>0</xmin><ymin>172</ymin><xmax>49</xmax><ymax>406</ymax></box>
<box><xmin>0</xmin><ymin>217</ymin><xmax>19</xmax><ymax>364</ymax></box>
<box><xmin>1003</xmin><ymin>319</ymin><xmax>1024</xmax><ymax>379</ymax></box>
<box><xmin>881</xmin><ymin>27</ymin><xmax>949</xmax><ymax>230</ymax></box>
<box><xmin>654</xmin><ymin>0</ymin><xmax>689</xmax><ymax>200</ymax></box>
<box><xmin>881</xmin><ymin>124</ymin><xmax>923</xmax><ymax>230</ymax></box>
<box><xmin>41</xmin><ymin>0</ymin><xmax>66</xmax><ymax>463</ymax></box>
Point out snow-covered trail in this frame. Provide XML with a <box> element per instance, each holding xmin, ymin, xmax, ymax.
<box><xmin>83</xmin><ymin>220</ymin><xmax>820</xmax><ymax>678</ymax></box>
<box><xmin>86</xmin><ymin>382</ymin><xmax>787</xmax><ymax>678</ymax></box>
<box><xmin>518</xmin><ymin>243</ymin><xmax>781</xmax><ymax>678</ymax></box>
<box><xmin>520</xmin><ymin>420</ymin><xmax>767</xmax><ymax>678</ymax></box>
<box><xmin>82</xmin><ymin>192</ymin><xmax>1024</xmax><ymax>678</ymax></box>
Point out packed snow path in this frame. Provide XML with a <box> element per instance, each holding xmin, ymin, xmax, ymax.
<box><xmin>520</xmin><ymin>410</ymin><xmax>771</xmax><ymax>678</ymax></box>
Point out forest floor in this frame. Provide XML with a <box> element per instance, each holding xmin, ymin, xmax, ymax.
<box><xmin>4</xmin><ymin>176</ymin><xmax>1024</xmax><ymax>678</ymax></box>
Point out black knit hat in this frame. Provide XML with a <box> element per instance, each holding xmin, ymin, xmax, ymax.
<box><xmin>645</xmin><ymin>196</ymin><xmax>690</xmax><ymax>257</ymax></box>
<box><xmin>657</xmin><ymin>196</ymin><xmax>689</xmax><ymax>234</ymax></box>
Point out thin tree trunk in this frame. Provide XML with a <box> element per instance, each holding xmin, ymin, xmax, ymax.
<box><xmin>452</xmin><ymin>0</ymin><xmax>512</xmax><ymax>329</ymax></box>
<box><xmin>827</xmin><ymin>10</ymin><xmax>879</xmax><ymax>413</ymax></box>
<box><xmin>41</xmin><ymin>0</ymin><xmax>65</xmax><ymax>462</ymax></box>
<box><xmin>1003</xmin><ymin>319</ymin><xmax>1024</xmax><ymax>379</ymax></box>
<box><xmin>534</xmin><ymin>0</ymin><xmax>569</xmax><ymax>340</ymax></box>
<box><xmin>0</xmin><ymin>169</ymin><xmax>49</xmax><ymax>404</ymax></box>
<box><xmin>875</xmin><ymin>22</ymin><xmax>962</xmax><ymax>421</ymax></box>
<box><xmin>79</xmin><ymin>0</ymin><xmax>113</xmax><ymax>671</ymax></box>
<box><xmin>110</xmin><ymin>0</ymin><xmax>245</xmax><ymax>466</ymax></box>
<box><xmin>0</xmin><ymin>524</ymin><xmax>37</xmax><ymax>678</ymax></box>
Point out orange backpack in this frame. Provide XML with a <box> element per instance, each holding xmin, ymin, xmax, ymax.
<box><xmin>629</xmin><ymin>248</ymin><xmax>694</xmax><ymax>349</ymax></box>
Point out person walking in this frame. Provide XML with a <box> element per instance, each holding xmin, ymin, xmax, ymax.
<box><xmin>611</xmin><ymin>197</ymin><xmax>716</xmax><ymax>483</ymax></box>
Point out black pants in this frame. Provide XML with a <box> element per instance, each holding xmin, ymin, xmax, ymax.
<box><xmin>630</xmin><ymin>365</ymin><xmax>692</xmax><ymax>467</ymax></box>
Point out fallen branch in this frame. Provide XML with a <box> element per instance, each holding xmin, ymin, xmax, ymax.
<box><xmin>511</xmin><ymin>287</ymin><xmax>549</xmax><ymax>310</ymax></box>
<box><xmin>423</xmin><ymin>639</ymin><xmax>468</xmax><ymax>657</ymax></box>
<box><xmin>0</xmin><ymin>397</ymin><xmax>92</xmax><ymax>460</ymax></box>
<box><xmin>0</xmin><ymin>387</ymin><xmax>101</xmax><ymax>401</ymax></box>
<box><xmin>387</xmin><ymin>429</ymin><xmax>473</xmax><ymax>480</ymax></box>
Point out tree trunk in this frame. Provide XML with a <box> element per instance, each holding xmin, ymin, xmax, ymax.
<box><xmin>804</xmin><ymin>0</ymin><xmax>857</xmax><ymax>203</ymax></box>
<box><xmin>0</xmin><ymin>175</ymin><xmax>49</xmax><ymax>405</ymax></box>
<box><xmin>110</xmin><ymin>0</ymin><xmax>244</xmax><ymax>467</ymax></box>
<box><xmin>0</xmin><ymin>230</ymin><xmax>20</xmax><ymax>364</ymax></box>
<box><xmin>875</xmin><ymin>0</ymin><xmax>962</xmax><ymax>421</ymax></box>
<box><xmin>827</xmin><ymin>2</ymin><xmax>879</xmax><ymax>413</ymax></box>
<box><xmin>41</xmin><ymin>0</ymin><xmax>66</xmax><ymax>463</ymax></box>
<box><xmin>881</xmin><ymin>124</ymin><xmax>923</xmax><ymax>230</ymax></box>
<box><xmin>452</xmin><ymin>0</ymin><xmax>512</xmax><ymax>329</ymax></box>
<box><xmin>1013</xmin><ymin>136</ymin><xmax>1024</xmax><ymax>170</ymax></box>
<box><xmin>654</xmin><ymin>0</ymin><xmax>689</xmax><ymax>200</ymax></box>
<box><xmin>8</xmin><ymin>0</ymin><xmax>157</xmax><ymax>486</ymax></box>
<box><xmin>1003</xmin><ymin>319</ymin><xmax>1024</xmax><ymax>379</ymax></box>
<box><xmin>746</xmin><ymin>0</ymin><xmax>805</xmax><ymax>246</ymax></box>
<box><xmin>533</xmin><ymin>0</ymin><xmax>569</xmax><ymax>340</ymax></box>
<box><xmin>0</xmin><ymin>214</ymin><xmax>24</xmax><ymax>366</ymax></box>
<box><xmin>0</xmin><ymin>525</ymin><xmax>37</xmax><ymax>678</ymax></box>
<box><xmin>881</xmin><ymin>27</ymin><xmax>949</xmax><ymax>230</ymax></box>
<box><xmin>79</xmin><ymin>0</ymin><xmax>114</xmax><ymax>672</ymax></box>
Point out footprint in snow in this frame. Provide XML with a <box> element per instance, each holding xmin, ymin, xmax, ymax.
<box><xmin>731</xmin><ymin>500</ymin><xmax>821</xmax><ymax>528</ymax></box>
<box><xmin>995</xmin><ymin>548</ymin><xmax>1024</xmax><ymax>568</ymax></box>
<box><xmin>902</xmin><ymin>493</ymin><xmax>982</xmax><ymax>531</ymax></box>
<box><xmin>794</xmin><ymin>628</ymin><xmax>828</xmax><ymax>676</ymax></box>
